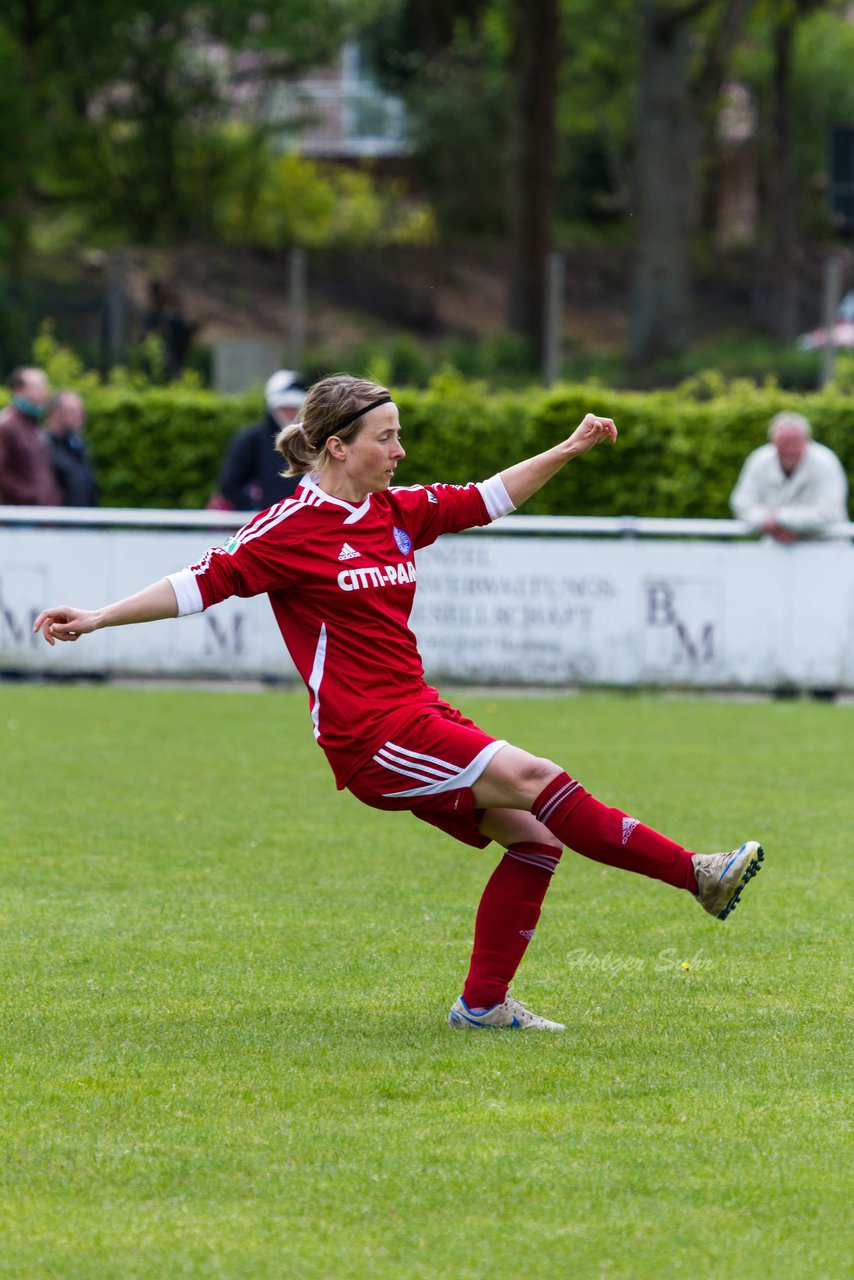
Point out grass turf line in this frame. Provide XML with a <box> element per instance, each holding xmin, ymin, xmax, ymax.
<box><xmin>0</xmin><ymin>685</ymin><xmax>850</xmax><ymax>1279</ymax></box>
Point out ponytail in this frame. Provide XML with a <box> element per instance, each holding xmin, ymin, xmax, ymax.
<box><xmin>276</xmin><ymin>422</ymin><xmax>316</xmax><ymax>477</ymax></box>
<box><xmin>275</xmin><ymin>374</ymin><xmax>390</xmax><ymax>477</ymax></box>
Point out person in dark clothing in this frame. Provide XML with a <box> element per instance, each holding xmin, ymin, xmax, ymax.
<box><xmin>47</xmin><ymin>391</ymin><xmax>98</xmax><ymax>507</ymax></box>
<box><xmin>208</xmin><ymin>370</ymin><xmax>306</xmax><ymax>512</ymax></box>
<box><xmin>0</xmin><ymin>366</ymin><xmax>61</xmax><ymax>506</ymax></box>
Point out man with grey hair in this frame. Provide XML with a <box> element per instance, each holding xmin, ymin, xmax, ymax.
<box><xmin>729</xmin><ymin>411</ymin><xmax>849</xmax><ymax>542</ymax></box>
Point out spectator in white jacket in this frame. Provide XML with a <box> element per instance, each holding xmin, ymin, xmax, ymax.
<box><xmin>730</xmin><ymin>412</ymin><xmax>849</xmax><ymax>542</ymax></box>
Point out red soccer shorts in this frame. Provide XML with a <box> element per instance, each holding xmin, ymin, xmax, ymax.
<box><xmin>347</xmin><ymin>702</ymin><xmax>507</xmax><ymax>848</ymax></box>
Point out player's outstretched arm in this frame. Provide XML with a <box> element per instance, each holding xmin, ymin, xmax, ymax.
<box><xmin>499</xmin><ymin>412</ymin><xmax>617</xmax><ymax>509</ymax></box>
<box><xmin>33</xmin><ymin>578</ymin><xmax>179</xmax><ymax>646</ymax></box>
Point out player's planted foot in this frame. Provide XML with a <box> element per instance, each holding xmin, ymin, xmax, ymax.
<box><xmin>692</xmin><ymin>841</ymin><xmax>765</xmax><ymax>920</ymax></box>
<box><xmin>448</xmin><ymin>994</ymin><xmax>566</xmax><ymax>1031</ymax></box>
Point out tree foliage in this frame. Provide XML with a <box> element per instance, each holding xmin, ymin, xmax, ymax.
<box><xmin>4</xmin><ymin>0</ymin><xmax>854</xmax><ymax>377</ymax></box>
<box><xmin>367</xmin><ymin>2</ymin><xmax>509</xmax><ymax>237</ymax></box>
<box><xmin>0</xmin><ymin>0</ymin><xmax>398</xmax><ymax>245</ymax></box>
<box><xmin>628</xmin><ymin>0</ymin><xmax>759</xmax><ymax>365</ymax></box>
<box><xmin>8</xmin><ymin>348</ymin><xmax>853</xmax><ymax>512</ymax></box>
<box><xmin>556</xmin><ymin>0</ymin><xmax>639</xmax><ymax>224</ymax></box>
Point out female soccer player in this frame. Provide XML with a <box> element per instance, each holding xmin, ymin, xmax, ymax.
<box><xmin>34</xmin><ymin>375</ymin><xmax>764</xmax><ymax>1031</ymax></box>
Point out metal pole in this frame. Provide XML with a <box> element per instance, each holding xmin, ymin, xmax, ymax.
<box><xmin>543</xmin><ymin>251</ymin><xmax>564</xmax><ymax>386</ymax></box>
<box><xmin>104</xmin><ymin>248</ymin><xmax>128</xmax><ymax>372</ymax></box>
<box><xmin>288</xmin><ymin>247</ymin><xmax>307</xmax><ymax>372</ymax></box>
<box><xmin>819</xmin><ymin>256</ymin><xmax>842</xmax><ymax>389</ymax></box>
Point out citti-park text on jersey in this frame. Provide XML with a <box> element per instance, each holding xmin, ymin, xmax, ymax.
<box><xmin>337</xmin><ymin>561</ymin><xmax>417</xmax><ymax>591</ymax></box>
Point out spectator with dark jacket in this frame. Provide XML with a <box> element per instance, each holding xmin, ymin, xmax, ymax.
<box><xmin>0</xmin><ymin>366</ymin><xmax>61</xmax><ymax>506</ymax></box>
<box><xmin>208</xmin><ymin>370</ymin><xmax>306</xmax><ymax>511</ymax></box>
<box><xmin>47</xmin><ymin>390</ymin><xmax>98</xmax><ymax>507</ymax></box>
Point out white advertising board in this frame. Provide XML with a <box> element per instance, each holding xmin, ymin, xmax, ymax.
<box><xmin>0</xmin><ymin>526</ymin><xmax>293</xmax><ymax>679</ymax></box>
<box><xmin>1</xmin><ymin>516</ymin><xmax>853</xmax><ymax>689</ymax></box>
<box><xmin>412</xmin><ymin>535</ymin><xmax>854</xmax><ymax>689</ymax></box>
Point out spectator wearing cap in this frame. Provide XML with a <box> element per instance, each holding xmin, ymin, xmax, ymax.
<box><xmin>207</xmin><ymin>370</ymin><xmax>307</xmax><ymax>511</ymax></box>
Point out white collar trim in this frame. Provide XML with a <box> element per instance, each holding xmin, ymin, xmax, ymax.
<box><xmin>301</xmin><ymin>473</ymin><xmax>372</xmax><ymax>523</ymax></box>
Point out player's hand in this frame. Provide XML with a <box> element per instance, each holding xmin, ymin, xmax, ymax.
<box><xmin>32</xmin><ymin>606</ymin><xmax>99</xmax><ymax>646</ymax></box>
<box><xmin>567</xmin><ymin>413</ymin><xmax>617</xmax><ymax>455</ymax></box>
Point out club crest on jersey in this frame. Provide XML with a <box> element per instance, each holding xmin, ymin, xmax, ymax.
<box><xmin>393</xmin><ymin>527</ymin><xmax>412</xmax><ymax>556</ymax></box>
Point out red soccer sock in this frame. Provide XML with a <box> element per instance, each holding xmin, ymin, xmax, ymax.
<box><xmin>531</xmin><ymin>772</ymin><xmax>698</xmax><ymax>893</ymax></box>
<box><xmin>462</xmin><ymin>843</ymin><xmax>561</xmax><ymax>1010</ymax></box>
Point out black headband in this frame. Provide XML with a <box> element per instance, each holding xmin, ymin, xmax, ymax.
<box><xmin>320</xmin><ymin>395</ymin><xmax>392</xmax><ymax>444</ymax></box>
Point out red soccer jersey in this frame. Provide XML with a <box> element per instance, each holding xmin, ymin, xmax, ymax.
<box><xmin>168</xmin><ymin>473</ymin><xmax>513</xmax><ymax>787</ymax></box>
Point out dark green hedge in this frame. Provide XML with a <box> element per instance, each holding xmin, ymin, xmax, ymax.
<box><xmin>82</xmin><ymin>386</ymin><xmax>259</xmax><ymax>509</ymax></box>
<box><xmin>393</xmin><ymin>371</ymin><xmax>853</xmax><ymax>519</ymax></box>
<box><xmin>7</xmin><ymin>371</ymin><xmax>852</xmax><ymax>516</ymax></box>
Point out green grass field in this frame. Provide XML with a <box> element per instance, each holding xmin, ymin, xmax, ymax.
<box><xmin>1</xmin><ymin>684</ymin><xmax>850</xmax><ymax>1279</ymax></box>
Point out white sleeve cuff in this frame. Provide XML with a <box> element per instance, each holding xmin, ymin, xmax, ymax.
<box><xmin>477</xmin><ymin>473</ymin><xmax>515</xmax><ymax>522</ymax></box>
<box><xmin>167</xmin><ymin>569</ymin><xmax>204</xmax><ymax>616</ymax></box>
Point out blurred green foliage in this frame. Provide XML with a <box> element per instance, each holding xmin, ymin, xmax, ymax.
<box><xmin>735</xmin><ymin>5</ymin><xmax>854</xmax><ymax>234</ymax></box>
<box><xmin>392</xmin><ymin>368</ymin><xmax>854</xmax><ymax>520</ymax></box>
<box><xmin>3</xmin><ymin>1</ymin><xmax>854</xmax><ymax>376</ymax></box>
<box><xmin>562</xmin><ymin>329</ymin><xmax>828</xmax><ymax>393</ymax></box>
<box><xmin>310</xmin><ymin>325</ymin><xmax>830</xmax><ymax>394</ymax></box>
<box><xmin>81</xmin><ymin>386</ymin><xmax>255</xmax><ymax>509</ymax></box>
<box><xmin>307</xmin><ymin>330</ymin><xmax>537</xmax><ymax>390</ymax></box>
<box><xmin>396</xmin><ymin>34</ymin><xmax>510</xmax><ymax>237</ymax></box>
<box><xmin>215</xmin><ymin>149</ymin><xmax>435</xmax><ymax>250</ymax></box>
<box><xmin>10</xmin><ymin>335</ymin><xmax>851</xmax><ymax>515</ymax></box>
<box><xmin>0</xmin><ymin>0</ymin><xmax>421</xmax><ymax>259</ymax></box>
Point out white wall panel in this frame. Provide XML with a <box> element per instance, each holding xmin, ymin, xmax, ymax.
<box><xmin>1</xmin><ymin>515</ymin><xmax>852</xmax><ymax>689</ymax></box>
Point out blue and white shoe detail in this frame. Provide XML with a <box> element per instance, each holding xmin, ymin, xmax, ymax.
<box><xmin>448</xmin><ymin>994</ymin><xmax>566</xmax><ymax>1031</ymax></box>
<box><xmin>692</xmin><ymin>840</ymin><xmax>765</xmax><ymax>919</ymax></box>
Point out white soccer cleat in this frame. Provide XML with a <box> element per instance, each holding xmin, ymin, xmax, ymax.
<box><xmin>448</xmin><ymin>994</ymin><xmax>566</xmax><ymax>1031</ymax></box>
<box><xmin>692</xmin><ymin>840</ymin><xmax>765</xmax><ymax>920</ymax></box>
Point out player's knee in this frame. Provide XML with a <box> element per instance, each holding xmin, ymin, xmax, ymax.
<box><xmin>515</xmin><ymin>753</ymin><xmax>562</xmax><ymax>795</ymax></box>
<box><xmin>477</xmin><ymin>746</ymin><xmax>563</xmax><ymax>808</ymax></box>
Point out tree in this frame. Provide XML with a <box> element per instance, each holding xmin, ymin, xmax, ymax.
<box><xmin>393</xmin><ymin>33</ymin><xmax>509</xmax><ymax>238</ymax></box>
<box><xmin>367</xmin><ymin>1</ymin><xmax>506</xmax><ymax>238</ymax></box>
<box><xmin>629</xmin><ymin>0</ymin><xmax>756</xmax><ymax>365</ymax></box>
<box><xmin>0</xmin><ymin>0</ymin><xmax>389</xmax><ymax>245</ymax></box>
<box><xmin>747</xmin><ymin>0</ymin><xmax>843</xmax><ymax>340</ymax></box>
<box><xmin>555</xmin><ymin>0</ymin><xmax>639</xmax><ymax>226</ymax></box>
<box><xmin>372</xmin><ymin>0</ymin><xmax>562</xmax><ymax>361</ymax></box>
<box><xmin>0</xmin><ymin>0</ymin><xmax>398</xmax><ymax>362</ymax></box>
<box><xmin>506</xmin><ymin>0</ymin><xmax>561</xmax><ymax>363</ymax></box>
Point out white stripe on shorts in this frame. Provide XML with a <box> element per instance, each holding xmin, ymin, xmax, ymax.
<box><xmin>374</xmin><ymin>744</ymin><xmax>461</xmax><ymax>782</ymax></box>
<box><xmin>378</xmin><ymin>738</ymin><xmax>508</xmax><ymax>799</ymax></box>
<box><xmin>373</xmin><ymin>755</ymin><xmax>452</xmax><ymax>786</ymax></box>
<box><xmin>379</xmin><ymin>741</ymin><xmax>465</xmax><ymax>774</ymax></box>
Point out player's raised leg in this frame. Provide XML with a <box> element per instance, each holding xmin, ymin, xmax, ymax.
<box><xmin>471</xmin><ymin>745</ymin><xmax>764</xmax><ymax>917</ymax></box>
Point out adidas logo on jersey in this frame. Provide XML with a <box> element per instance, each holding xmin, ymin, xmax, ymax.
<box><xmin>337</xmin><ymin>543</ymin><xmax>361</xmax><ymax>561</ymax></box>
